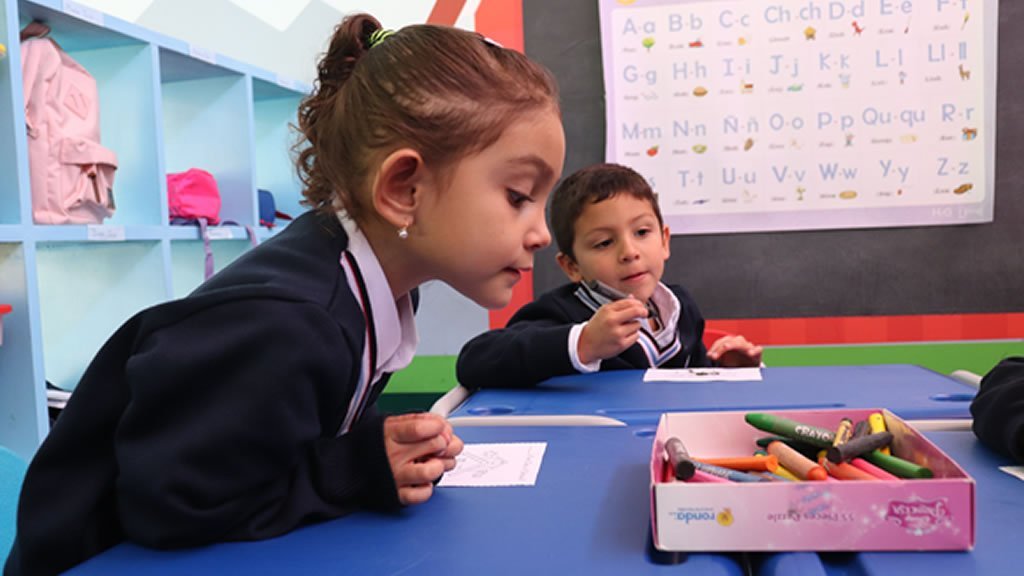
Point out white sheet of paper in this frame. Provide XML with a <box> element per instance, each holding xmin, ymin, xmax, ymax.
<box><xmin>999</xmin><ymin>466</ymin><xmax>1024</xmax><ymax>482</ymax></box>
<box><xmin>643</xmin><ymin>367</ymin><xmax>763</xmax><ymax>382</ymax></box>
<box><xmin>437</xmin><ymin>442</ymin><xmax>546</xmax><ymax>487</ymax></box>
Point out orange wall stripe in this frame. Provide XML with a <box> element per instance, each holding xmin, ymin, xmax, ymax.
<box><xmin>476</xmin><ymin>0</ymin><xmax>524</xmax><ymax>51</ymax></box>
<box><xmin>706</xmin><ymin>313</ymin><xmax>1024</xmax><ymax>346</ymax></box>
<box><xmin>427</xmin><ymin>0</ymin><xmax>467</xmax><ymax>25</ymax></box>
<box><xmin>476</xmin><ymin>0</ymin><xmax>529</xmax><ymax>329</ymax></box>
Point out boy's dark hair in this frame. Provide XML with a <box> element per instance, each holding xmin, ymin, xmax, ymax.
<box><xmin>549</xmin><ymin>163</ymin><xmax>663</xmax><ymax>260</ymax></box>
<box><xmin>295</xmin><ymin>14</ymin><xmax>560</xmax><ymax>221</ymax></box>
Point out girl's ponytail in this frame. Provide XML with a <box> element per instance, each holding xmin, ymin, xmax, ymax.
<box><xmin>295</xmin><ymin>14</ymin><xmax>381</xmax><ymax>211</ymax></box>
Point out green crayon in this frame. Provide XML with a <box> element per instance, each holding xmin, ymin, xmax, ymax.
<box><xmin>745</xmin><ymin>413</ymin><xmax>835</xmax><ymax>447</ymax></box>
<box><xmin>863</xmin><ymin>449</ymin><xmax>933</xmax><ymax>479</ymax></box>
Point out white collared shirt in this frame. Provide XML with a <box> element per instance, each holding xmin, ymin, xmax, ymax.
<box><xmin>569</xmin><ymin>281</ymin><xmax>682</xmax><ymax>372</ymax></box>
<box><xmin>336</xmin><ymin>213</ymin><xmax>418</xmax><ymax>434</ymax></box>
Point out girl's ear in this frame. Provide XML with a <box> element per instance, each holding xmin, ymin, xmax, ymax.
<box><xmin>556</xmin><ymin>252</ymin><xmax>584</xmax><ymax>283</ymax></box>
<box><xmin>371</xmin><ymin>148</ymin><xmax>426</xmax><ymax>229</ymax></box>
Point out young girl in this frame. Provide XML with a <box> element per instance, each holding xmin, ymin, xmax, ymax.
<box><xmin>5</xmin><ymin>14</ymin><xmax>564</xmax><ymax>576</ymax></box>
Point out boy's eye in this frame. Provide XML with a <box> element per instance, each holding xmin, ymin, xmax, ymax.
<box><xmin>507</xmin><ymin>189</ymin><xmax>532</xmax><ymax>207</ymax></box>
<box><xmin>636</xmin><ymin>228</ymin><xmax>651</xmax><ymax>237</ymax></box>
<box><xmin>593</xmin><ymin>239</ymin><xmax>612</xmax><ymax>249</ymax></box>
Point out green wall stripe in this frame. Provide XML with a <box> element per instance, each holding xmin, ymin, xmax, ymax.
<box><xmin>384</xmin><ymin>341</ymin><xmax>1024</xmax><ymax>395</ymax></box>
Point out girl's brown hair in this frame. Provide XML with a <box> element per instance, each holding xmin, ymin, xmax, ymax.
<box><xmin>295</xmin><ymin>14</ymin><xmax>560</xmax><ymax>220</ymax></box>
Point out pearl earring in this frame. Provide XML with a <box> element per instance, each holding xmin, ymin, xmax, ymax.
<box><xmin>398</xmin><ymin>225</ymin><xmax>409</xmax><ymax>240</ymax></box>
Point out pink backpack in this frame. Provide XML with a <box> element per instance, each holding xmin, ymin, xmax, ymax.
<box><xmin>20</xmin><ymin>22</ymin><xmax>118</xmax><ymax>225</ymax></box>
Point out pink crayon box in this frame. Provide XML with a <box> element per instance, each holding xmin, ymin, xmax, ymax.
<box><xmin>650</xmin><ymin>408</ymin><xmax>974</xmax><ymax>551</ymax></box>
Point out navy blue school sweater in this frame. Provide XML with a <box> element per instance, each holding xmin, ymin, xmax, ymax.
<box><xmin>5</xmin><ymin>211</ymin><xmax>401</xmax><ymax>576</ymax></box>
<box><xmin>457</xmin><ymin>282</ymin><xmax>710</xmax><ymax>389</ymax></box>
<box><xmin>971</xmin><ymin>356</ymin><xmax>1024</xmax><ymax>464</ymax></box>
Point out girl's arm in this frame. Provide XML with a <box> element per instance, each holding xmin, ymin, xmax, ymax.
<box><xmin>116</xmin><ymin>298</ymin><xmax>399</xmax><ymax>548</ymax></box>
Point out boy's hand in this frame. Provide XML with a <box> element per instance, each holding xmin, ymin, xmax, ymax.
<box><xmin>383</xmin><ymin>413</ymin><xmax>464</xmax><ymax>505</ymax></box>
<box><xmin>578</xmin><ymin>298</ymin><xmax>649</xmax><ymax>364</ymax></box>
<box><xmin>707</xmin><ymin>335</ymin><xmax>763</xmax><ymax>367</ymax></box>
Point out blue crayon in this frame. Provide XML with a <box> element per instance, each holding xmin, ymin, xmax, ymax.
<box><xmin>692</xmin><ymin>460</ymin><xmax>770</xmax><ymax>483</ymax></box>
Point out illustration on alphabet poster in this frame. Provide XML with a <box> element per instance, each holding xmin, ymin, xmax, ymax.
<box><xmin>599</xmin><ymin>0</ymin><xmax>997</xmax><ymax>234</ymax></box>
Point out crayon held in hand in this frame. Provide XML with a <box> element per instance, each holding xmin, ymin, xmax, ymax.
<box><xmin>664</xmin><ymin>437</ymin><xmax>697</xmax><ymax>480</ymax></box>
<box><xmin>826</xmin><ymin>431</ymin><xmax>894</xmax><ymax>463</ymax></box>
<box><xmin>745</xmin><ymin>413</ymin><xmax>835</xmax><ymax>447</ymax></box>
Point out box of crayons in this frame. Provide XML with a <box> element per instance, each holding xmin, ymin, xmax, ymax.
<box><xmin>649</xmin><ymin>408</ymin><xmax>974</xmax><ymax>551</ymax></box>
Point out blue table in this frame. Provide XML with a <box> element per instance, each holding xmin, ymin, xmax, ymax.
<box><xmin>753</xmin><ymin>430</ymin><xmax>1021</xmax><ymax>576</ymax></box>
<box><xmin>67</xmin><ymin>427</ymin><xmax>746</xmax><ymax>575</ymax></box>
<box><xmin>452</xmin><ymin>365</ymin><xmax>977</xmax><ymax>425</ymax></box>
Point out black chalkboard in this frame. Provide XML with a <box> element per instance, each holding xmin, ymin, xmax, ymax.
<box><xmin>525</xmin><ymin>0</ymin><xmax>1023</xmax><ymax>318</ymax></box>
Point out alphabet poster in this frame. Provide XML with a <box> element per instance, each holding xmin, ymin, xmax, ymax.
<box><xmin>599</xmin><ymin>0</ymin><xmax>997</xmax><ymax>234</ymax></box>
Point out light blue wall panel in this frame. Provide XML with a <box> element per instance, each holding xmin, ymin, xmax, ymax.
<box><xmin>36</xmin><ymin>241</ymin><xmax>165</xmax><ymax>389</ymax></box>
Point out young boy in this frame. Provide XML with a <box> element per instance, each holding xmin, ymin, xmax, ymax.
<box><xmin>457</xmin><ymin>163</ymin><xmax>762</xmax><ymax>389</ymax></box>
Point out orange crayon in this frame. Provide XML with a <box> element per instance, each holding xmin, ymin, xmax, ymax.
<box><xmin>768</xmin><ymin>441</ymin><xmax>828</xmax><ymax>481</ymax></box>
<box><xmin>818</xmin><ymin>451</ymin><xmax>879</xmax><ymax>481</ymax></box>
<box><xmin>700</xmin><ymin>455</ymin><xmax>779</xmax><ymax>473</ymax></box>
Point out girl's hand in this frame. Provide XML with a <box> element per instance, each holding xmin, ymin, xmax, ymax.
<box><xmin>383</xmin><ymin>413</ymin><xmax>461</xmax><ymax>505</ymax></box>
<box><xmin>578</xmin><ymin>298</ymin><xmax>649</xmax><ymax>364</ymax></box>
<box><xmin>707</xmin><ymin>334</ymin><xmax>764</xmax><ymax>367</ymax></box>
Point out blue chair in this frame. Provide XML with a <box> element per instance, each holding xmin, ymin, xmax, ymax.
<box><xmin>0</xmin><ymin>446</ymin><xmax>28</xmax><ymax>568</ymax></box>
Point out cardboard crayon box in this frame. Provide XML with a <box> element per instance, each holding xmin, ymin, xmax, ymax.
<box><xmin>650</xmin><ymin>409</ymin><xmax>975</xmax><ymax>551</ymax></box>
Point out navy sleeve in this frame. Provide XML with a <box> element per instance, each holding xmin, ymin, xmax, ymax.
<box><xmin>115</xmin><ymin>297</ymin><xmax>400</xmax><ymax>548</ymax></box>
<box><xmin>669</xmin><ymin>284</ymin><xmax>712</xmax><ymax>368</ymax></box>
<box><xmin>971</xmin><ymin>356</ymin><xmax>1024</xmax><ymax>464</ymax></box>
<box><xmin>456</xmin><ymin>299</ymin><xmax>579</xmax><ymax>389</ymax></box>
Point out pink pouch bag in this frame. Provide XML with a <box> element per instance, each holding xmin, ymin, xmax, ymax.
<box><xmin>167</xmin><ymin>168</ymin><xmax>221</xmax><ymax>225</ymax></box>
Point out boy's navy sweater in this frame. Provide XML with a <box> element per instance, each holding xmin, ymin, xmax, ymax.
<box><xmin>457</xmin><ymin>282</ymin><xmax>711</xmax><ymax>389</ymax></box>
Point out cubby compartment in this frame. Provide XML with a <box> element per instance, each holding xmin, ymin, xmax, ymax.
<box><xmin>0</xmin><ymin>0</ymin><xmax>307</xmax><ymax>455</ymax></box>
<box><xmin>171</xmin><ymin>238</ymin><xmax>251</xmax><ymax>298</ymax></box>
<box><xmin>36</xmin><ymin>240</ymin><xmax>166</xmax><ymax>390</ymax></box>
<box><xmin>17</xmin><ymin>0</ymin><xmax>164</xmax><ymax>226</ymax></box>
<box><xmin>253</xmin><ymin>77</ymin><xmax>305</xmax><ymax>227</ymax></box>
<box><xmin>1</xmin><ymin>2</ymin><xmax>27</xmax><ymax>224</ymax></box>
<box><xmin>160</xmin><ymin>48</ymin><xmax>255</xmax><ymax>228</ymax></box>
<box><xmin>0</xmin><ymin>242</ymin><xmax>46</xmax><ymax>459</ymax></box>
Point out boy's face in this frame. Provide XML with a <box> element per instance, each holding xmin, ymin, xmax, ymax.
<box><xmin>556</xmin><ymin>193</ymin><xmax>670</xmax><ymax>304</ymax></box>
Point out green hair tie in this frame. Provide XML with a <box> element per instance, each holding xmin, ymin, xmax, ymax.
<box><xmin>368</xmin><ymin>29</ymin><xmax>395</xmax><ymax>49</ymax></box>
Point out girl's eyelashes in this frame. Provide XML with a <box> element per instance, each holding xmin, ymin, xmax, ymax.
<box><xmin>506</xmin><ymin>189</ymin><xmax>533</xmax><ymax>207</ymax></box>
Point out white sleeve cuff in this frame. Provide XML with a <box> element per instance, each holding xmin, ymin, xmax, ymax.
<box><xmin>569</xmin><ymin>322</ymin><xmax>602</xmax><ymax>373</ymax></box>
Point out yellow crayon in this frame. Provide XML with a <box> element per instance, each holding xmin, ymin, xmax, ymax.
<box><xmin>832</xmin><ymin>418</ymin><xmax>853</xmax><ymax>447</ymax></box>
<box><xmin>868</xmin><ymin>413</ymin><xmax>891</xmax><ymax>455</ymax></box>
